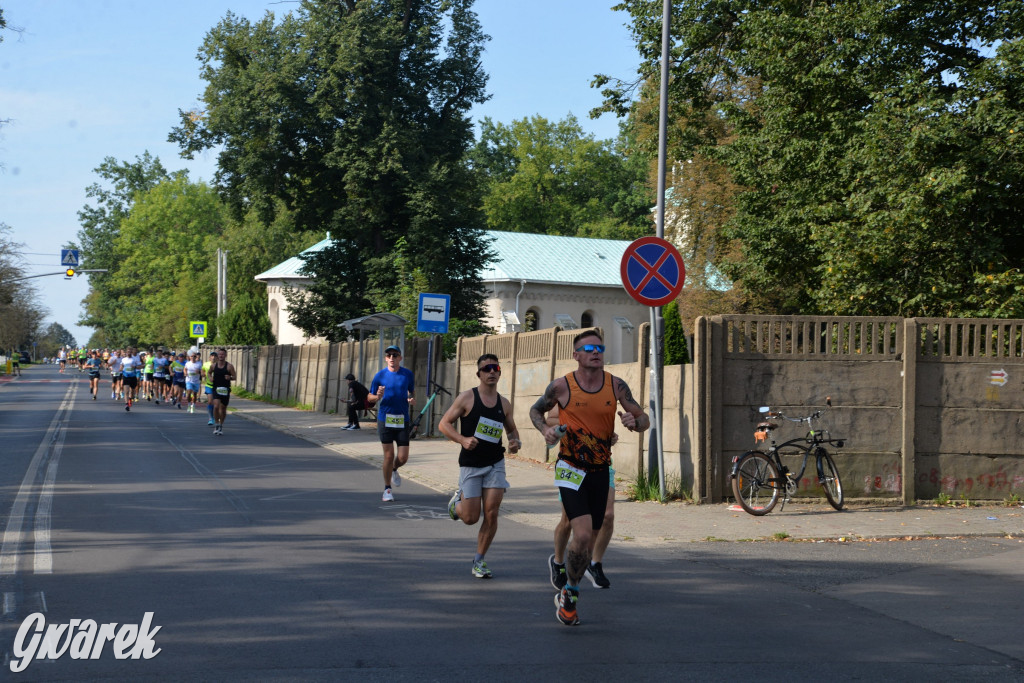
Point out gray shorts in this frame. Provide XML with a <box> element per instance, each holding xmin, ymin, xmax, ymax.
<box><xmin>458</xmin><ymin>460</ymin><xmax>510</xmax><ymax>499</ymax></box>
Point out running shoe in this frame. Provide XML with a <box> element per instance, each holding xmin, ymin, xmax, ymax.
<box><xmin>548</xmin><ymin>554</ymin><xmax>567</xmax><ymax>590</ymax></box>
<box><xmin>208</xmin><ymin>419</ymin><xmax>215</xmax><ymax>426</ymax></box>
<box><xmin>92</xmin><ymin>395</ymin><xmax>96</xmax><ymax>401</ymax></box>
<box><xmin>349</xmin><ymin>424</ymin><xmax>360</xmax><ymax>430</ymax></box>
<box><xmin>382</xmin><ymin>488</ymin><xmax>394</xmax><ymax>502</ymax></box>
<box><xmin>472</xmin><ymin>559</ymin><xmax>492</xmax><ymax>579</ymax></box>
<box><xmin>586</xmin><ymin>562</ymin><xmax>610</xmax><ymax>589</ymax></box>
<box><xmin>342</xmin><ymin>424</ymin><xmax>354</xmax><ymax>430</ymax></box>
<box><xmin>555</xmin><ymin>587</ymin><xmax>580</xmax><ymax>626</ymax></box>
<box><xmin>125</xmin><ymin>402</ymin><xmax>130</xmax><ymax>412</ymax></box>
<box><xmin>391</xmin><ymin>467</ymin><xmax>401</xmax><ymax>487</ymax></box>
<box><xmin>155</xmin><ymin>399</ymin><xmax>160</xmax><ymax>405</ymax></box>
<box><xmin>447</xmin><ymin>489</ymin><xmax>461</xmax><ymax>520</ymax></box>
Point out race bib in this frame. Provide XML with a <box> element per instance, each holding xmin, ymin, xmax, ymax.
<box><xmin>216</xmin><ymin>386</ymin><xmax>229</xmax><ymax>396</ymax></box>
<box><xmin>554</xmin><ymin>460</ymin><xmax>586</xmax><ymax>491</ymax></box>
<box><xmin>473</xmin><ymin>416</ymin><xmax>504</xmax><ymax>444</ymax></box>
<box><xmin>385</xmin><ymin>413</ymin><xmax>405</xmax><ymax>429</ymax></box>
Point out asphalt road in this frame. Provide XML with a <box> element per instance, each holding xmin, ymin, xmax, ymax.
<box><xmin>1</xmin><ymin>368</ymin><xmax>1022</xmax><ymax>681</ymax></box>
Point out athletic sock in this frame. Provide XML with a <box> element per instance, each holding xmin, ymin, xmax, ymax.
<box><xmin>474</xmin><ymin>553</ymin><xmax>485</xmax><ymax>562</ymax></box>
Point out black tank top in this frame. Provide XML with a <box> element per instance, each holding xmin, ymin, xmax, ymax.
<box><xmin>212</xmin><ymin>362</ymin><xmax>231</xmax><ymax>390</ymax></box>
<box><xmin>459</xmin><ymin>388</ymin><xmax>507</xmax><ymax>468</ymax></box>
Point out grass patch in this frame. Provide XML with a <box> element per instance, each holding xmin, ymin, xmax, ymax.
<box><xmin>772</xmin><ymin>531</ymin><xmax>791</xmax><ymax>541</ymax></box>
<box><xmin>232</xmin><ymin>387</ymin><xmax>313</xmax><ymax>411</ymax></box>
<box><xmin>626</xmin><ymin>463</ymin><xmax>692</xmax><ymax>502</ymax></box>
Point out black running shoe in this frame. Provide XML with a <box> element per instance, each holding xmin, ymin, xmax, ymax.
<box><xmin>548</xmin><ymin>554</ymin><xmax>567</xmax><ymax>590</ymax></box>
<box><xmin>586</xmin><ymin>562</ymin><xmax>610</xmax><ymax>589</ymax></box>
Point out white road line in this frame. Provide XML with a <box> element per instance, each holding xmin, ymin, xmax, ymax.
<box><xmin>34</xmin><ymin>424</ymin><xmax>68</xmax><ymax>574</ymax></box>
<box><xmin>0</xmin><ymin>384</ymin><xmax>75</xmax><ymax>576</ymax></box>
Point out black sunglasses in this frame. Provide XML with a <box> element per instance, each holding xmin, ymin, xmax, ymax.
<box><xmin>478</xmin><ymin>363</ymin><xmax>501</xmax><ymax>373</ymax></box>
<box><xmin>575</xmin><ymin>344</ymin><xmax>605</xmax><ymax>353</ymax></box>
<box><xmin>385</xmin><ymin>352</ymin><xmax>401</xmax><ymax>357</ymax></box>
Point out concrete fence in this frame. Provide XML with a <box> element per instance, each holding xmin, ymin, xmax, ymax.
<box><xmin>212</xmin><ymin>315</ymin><xmax>1024</xmax><ymax>503</ymax></box>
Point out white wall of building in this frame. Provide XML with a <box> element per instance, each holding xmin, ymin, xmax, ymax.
<box><xmin>483</xmin><ymin>281</ymin><xmax>648</xmax><ymax>364</ymax></box>
<box><xmin>264</xmin><ymin>281</ymin><xmax>325</xmax><ymax>346</ymax></box>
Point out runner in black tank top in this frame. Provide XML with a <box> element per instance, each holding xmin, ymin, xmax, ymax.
<box><xmin>210</xmin><ymin>349</ymin><xmax>236</xmax><ymax>436</ymax></box>
<box><xmin>439</xmin><ymin>354</ymin><xmax>522</xmax><ymax>579</ymax></box>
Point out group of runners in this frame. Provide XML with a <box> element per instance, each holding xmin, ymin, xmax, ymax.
<box><xmin>367</xmin><ymin>331</ymin><xmax>649</xmax><ymax>627</ymax></box>
<box><xmin>80</xmin><ymin>346</ymin><xmax>237</xmax><ymax>434</ymax></box>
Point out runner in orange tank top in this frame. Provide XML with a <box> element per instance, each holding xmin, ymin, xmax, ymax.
<box><xmin>530</xmin><ymin>330</ymin><xmax>649</xmax><ymax>626</ymax></box>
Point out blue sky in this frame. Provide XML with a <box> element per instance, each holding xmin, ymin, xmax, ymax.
<box><xmin>0</xmin><ymin>0</ymin><xmax>641</xmax><ymax>347</ymax></box>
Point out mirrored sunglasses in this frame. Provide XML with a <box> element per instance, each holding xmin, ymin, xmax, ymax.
<box><xmin>479</xmin><ymin>363</ymin><xmax>501</xmax><ymax>373</ymax></box>
<box><xmin>575</xmin><ymin>344</ymin><xmax>605</xmax><ymax>353</ymax></box>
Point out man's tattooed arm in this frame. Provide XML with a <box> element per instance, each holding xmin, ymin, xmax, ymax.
<box><xmin>615</xmin><ymin>377</ymin><xmax>650</xmax><ymax>432</ymax></box>
<box><xmin>529</xmin><ymin>381</ymin><xmax>561</xmax><ymax>432</ymax></box>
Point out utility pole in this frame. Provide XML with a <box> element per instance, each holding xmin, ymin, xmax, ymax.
<box><xmin>216</xmin><ymin>249</ymin><xmax>228</xmax><ymax>316</ymax></box>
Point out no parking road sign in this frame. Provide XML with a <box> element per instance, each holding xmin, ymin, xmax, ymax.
<box><xmin>620</xmin><ymin>236</ymin><xmax>685</xmax><ymax>307</ymax></box>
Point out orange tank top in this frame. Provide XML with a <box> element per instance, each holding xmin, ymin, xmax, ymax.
<box><xmin>558</xmin><ymin>371</ymin><xmax>616</xmax><ymax>471</ymax></box>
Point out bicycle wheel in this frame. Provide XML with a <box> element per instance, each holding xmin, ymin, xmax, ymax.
<box><xmin>818</xmin><ymin>450</ymin><xmax>844</xmax><ymax>510</ymax></box>
<box><xmin>731</xmin><ymin>451</ymin><xmax>780</xmax><ymax>516</ymax></box>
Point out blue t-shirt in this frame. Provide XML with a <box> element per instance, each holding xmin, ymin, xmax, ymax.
<box><xmin>370</xmin><ymin>367</ymin><xmax>415</xmax><ymax>426</ymax></box>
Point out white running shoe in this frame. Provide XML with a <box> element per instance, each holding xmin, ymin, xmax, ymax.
<box><xmin>382</xmin><ymin>488</ymin><xmax>394</xmax><ymax>502</ymax></box>
<box><xmin>391</xmin><ymin>467</ymin><xmax>402</xmax><ymax>487</ymax></box>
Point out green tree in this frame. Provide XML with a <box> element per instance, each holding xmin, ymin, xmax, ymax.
<box><xmin>38</xmin><ymin>322</ymin><xmax>77</xmax><ymax>358</ymax></box>
<box><xmin>104</xmin><ymin>176</ymin><xmax>226</xmax><ymax>347</ymax></box>
<box><xmin>602</xmin><ymin>1</ymin><xmax>1024</xmax><ymax>317</ymax></box>
<box><xmin>470</xmin><ymin>115</ymin><xmax>652</xmax><ymax>239</ymax></box>
<box><xmin>171</xmin><ymin>0</ymin><xmax>493</xmax><ymax>340</ymax></box>
<box><xmin>662</xmin><ymin>299</ymin><xmax>689</xmax><ymax>364</ymax></box>
<box><xmin>215</xmin><ymin>291</ymin><xmax>275</xmax><ymax>345</ymax></box>
<box><xmin>75</xmin><ymin>153</ymin><xmax>174</xmax><ymax>341</ymax></box>
<box><xmin>0</xmin><ymin>223</ymin><xmax>46</xmax><ymax>357</ymax></box>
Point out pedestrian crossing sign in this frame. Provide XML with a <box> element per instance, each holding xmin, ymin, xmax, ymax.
<box><xmin>61</xmin><ymin>249</ymin><xmax>79</xmax><ymax>266</ymax></box>
<box><xmin>189</xmin><ymin>321</ymin><xmax>207</xmax><ymax>338</ymax></box>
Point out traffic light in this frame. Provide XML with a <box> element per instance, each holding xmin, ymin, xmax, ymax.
<box><xmin>64</xmin><ymin>267</ymin><xmax>75</xmax><ymax>279</ymax></box>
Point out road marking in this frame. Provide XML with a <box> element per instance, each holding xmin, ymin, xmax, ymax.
<box><xmin>160</xmin><ymin>430</ymin><xmax>251</xmax><ymax>518</ymax></box>
<box><xmin>34</xmin><ymin>436</ymin><xmax>68</xmax><ymax>574</ymax></box>
<box><xmin>0</xmin><ymin>384</ymin><xmax>75</xmax><ymax>576</ymax></box>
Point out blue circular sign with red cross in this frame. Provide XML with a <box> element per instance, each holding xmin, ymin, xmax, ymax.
<box><xmin>620</xmin><ymin>236</ymin><xmax>686</xmax><ymax>307</ymax></box>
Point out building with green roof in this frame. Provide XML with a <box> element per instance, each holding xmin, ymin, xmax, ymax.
<box><xmin>256</xmin><ymin>231</ymin><xmax>650</xmax><ymax>363</ymax></box>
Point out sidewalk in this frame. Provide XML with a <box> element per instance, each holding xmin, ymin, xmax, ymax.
<box><xmin>229</xmin><ymin>398</ymin><xmax>1024</xmax><ymax>546</ymax></box>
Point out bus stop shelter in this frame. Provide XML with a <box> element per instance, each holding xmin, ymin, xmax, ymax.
<box><xmin>339</xmin><ymin>313</ymin><xmax>407</xmax><ymax>382</ymax></box>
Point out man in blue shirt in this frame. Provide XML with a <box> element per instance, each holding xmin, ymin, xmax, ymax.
<box><xmin>367</xmin><ymin>345</ymin><xmax>415</xmax><ymax>502</ymax></box>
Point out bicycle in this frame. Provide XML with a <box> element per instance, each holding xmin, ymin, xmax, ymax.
<box><xmin>730</xmin><ymin>397</ymin><xmax>845</xmax><ymax>515</ymax></box>
<box><xmin>409</xmin><ymin>380</ymin><xmax>451</xmax><ymax>439</ymax></box>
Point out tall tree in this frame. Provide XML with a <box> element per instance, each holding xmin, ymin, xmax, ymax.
<box><xmin>103</xmin><ymin>176</ymin><xmax>226</xmax><ymax>347</ymax></box>
<box><xmin>0</xmin><ymin>223</ymin><xmax>46</xmax><ymax>355</ymax></box>
<box><xmin>75</xmin><ymin>153</ymin><xmax>174</xmax><ymax>340</ymax></box>
<box><xmin>601</xmin><ymin>0</ymin><xmax>1024</xmax><ymax>317</ymax></box>
<box><xmin>38</xmin><ymin>322</ymin><xmax>77</xmax><ymax>358</ymax></box>
<box><xmin>171</xmin><ymin>0</ymin><xmax>493</xmax><ymax>341</ymax></box>
<box><xmin>470</xmin><ymin>114</ymin><xmax>653</xmax><ymax>239</ymax></box>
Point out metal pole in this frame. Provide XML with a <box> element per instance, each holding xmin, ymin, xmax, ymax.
<box><xmin>216</xmin><ymin>248</ymin><xmax>223</xmax><ymax>316</ymax></box>
<box><xmin>651</xmin><ymin>0</ymin><xmax>672</xmax><ymax>501</ymax></box>
<box><xmin>424</xmin><ymin>335</ymin><xmax>434</xmax><ymax>436</ymax></box>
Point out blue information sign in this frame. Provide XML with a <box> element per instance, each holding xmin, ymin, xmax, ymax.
<box><xmin>417</xmin><ymin>293</ymin><xmax>451</xmax><ymax>334</ymax></box>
